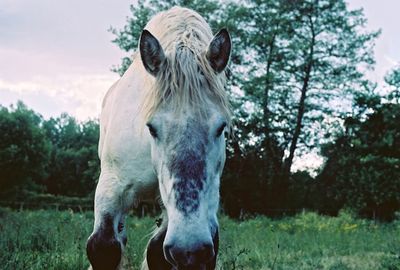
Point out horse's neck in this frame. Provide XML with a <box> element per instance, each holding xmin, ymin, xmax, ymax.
<box><xmin>101</xmin><ymin>56</ymin><xmax>152</xmax><ymax>133</ymax></box>
<box><xmin>119</xmin><ymin>57</ymin><xmax>153</xmax><ymax>105</ymax></box>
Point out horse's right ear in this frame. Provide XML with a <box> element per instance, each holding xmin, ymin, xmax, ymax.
<box><xmin>140</xmin><ymin>30</ymin><xmax>165</xmax><ymax>76</ymax></box>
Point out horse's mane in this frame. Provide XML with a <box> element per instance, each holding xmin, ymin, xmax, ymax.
<box><xmin>139</xmin><ymin>6</ymin><xmax>231</xmax><ymax>126</ymax></box>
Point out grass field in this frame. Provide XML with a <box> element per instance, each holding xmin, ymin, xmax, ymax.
<box><xmin>0</xmin><ymin>207</ymin><xmax>399</xmax><ymax>270</ymax></box>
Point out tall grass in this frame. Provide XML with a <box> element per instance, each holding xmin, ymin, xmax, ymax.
<box><xmin>218</xmin><ymin>211</ymin><xmax>400</xmax><ymax>269</ymax></box>
<box><xmin>0</xmin><ymin>208</ymin><xmax>399</xmax><ymax>269</ymax></box>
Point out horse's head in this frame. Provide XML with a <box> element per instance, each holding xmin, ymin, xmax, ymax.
<box><xmin>139</xmin><ymin>28</ymin><xmax>231</xmax><ymax>268</ymax></box>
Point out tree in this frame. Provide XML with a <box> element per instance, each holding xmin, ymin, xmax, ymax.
<box><xmin>230</xmin><ymin>0</ymin><xmax>379</xmax><ymax>173</ymax></box>
<box><xmin>317</xmin><ymin>91</ymin><xmax>400</xmax><ymax>220</ymax></box>
<box><xmin>384</xmin><ymin>66</ymin><xmax>400</xmax><ymax>104</ymax></box>
<box><xmin>222</xmin><ymin>0</ymin><xmax>379</xmax><ymax>214</ymax></box>
<box><xmin>282</xmin><ymin>1</ymin><xmax>379</xmax><ymax>175</ymax></box>
<box><xmin>42</xmin><ymin>114</ymin><xmax>100</xmax><ymax>197</ymax></box>
<box><xmin>0</xmin><ymin>102</ymin><xmax>50</xmax><ymax>193</ymax></box>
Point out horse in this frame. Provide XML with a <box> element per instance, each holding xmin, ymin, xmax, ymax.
<box><xmin>86</xmin><ymin>6</ymin><xmax>231</xmax><ymax>270</ymax></box>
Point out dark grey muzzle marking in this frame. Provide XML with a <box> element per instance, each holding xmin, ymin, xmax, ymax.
<box><xmin>168</xmin><ymin>121</ymin><xmax>207</xmax><ymax>215</ymax></box>
<box><xmin>170</xmin><ymin>150</ymin><xmax>206</xmax><ymax>214</ymax></box>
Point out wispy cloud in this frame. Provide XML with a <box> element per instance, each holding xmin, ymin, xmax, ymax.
<box><xmin>0</xmin><ymin>73</ymin><xmax>117</xmax><ymax>120</ymax></box>
<box><xmin>0</xmin><ymin>0</ymin><xmax>131</xmax><ymax>120</ymax></box>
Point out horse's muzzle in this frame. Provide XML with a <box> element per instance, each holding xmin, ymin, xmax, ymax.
<box><xmin>165</xmin><ymin>242</ymin><xmax>215</xmax><ymax>268</ymax></box>
<box><xmin>147</xmin><ymin>226</ymin><xmax>219</xmax><ymax>269</ymax></box>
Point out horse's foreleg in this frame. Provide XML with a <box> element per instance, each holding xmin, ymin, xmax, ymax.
<box><xmin>87</xmin><ymin>172</ymin><xmax>132</xmax><ymax>270</ymax></box>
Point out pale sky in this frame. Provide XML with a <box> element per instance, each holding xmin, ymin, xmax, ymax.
<box><xmin>0</xmin><ymin>0</ymin><xmax>399</xmax><ymax>121</ymax></box>
<box><xmin>0</xmin><ymin>0</ymin><xmax>132</xmax><ymax>120</ymax></box>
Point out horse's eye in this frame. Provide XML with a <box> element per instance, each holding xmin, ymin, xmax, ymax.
<box><xmin>146</xmin><ymin>123</ymin><xmax>158</xmax><ymax>138</ymax></box>
<box><xmin>216</xmin><ymin>122</ymin><xmax>227</xmax><ymax>138</ymax></box>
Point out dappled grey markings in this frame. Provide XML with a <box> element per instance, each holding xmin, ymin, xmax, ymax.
<box><xmin>168</xmin><ymin>121</ymin><xmax>207</xmax><ymax>214</ymax></box>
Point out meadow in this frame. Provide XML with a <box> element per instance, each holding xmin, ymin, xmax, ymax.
<box><xmin>0</xmin><ymin>207</ymin><xmax>399</xmax><ymax>270</ymax></box>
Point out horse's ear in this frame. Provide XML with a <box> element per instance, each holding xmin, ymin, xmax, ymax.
<box><xmin>206</xmin><ymin>29</ymin><xmax>231</xmax><ymax>73</ymax></box>
<box><xmin>140</xmin><ymin>30</ymin><xmax>165</xmax><ymax>76</ymax></box>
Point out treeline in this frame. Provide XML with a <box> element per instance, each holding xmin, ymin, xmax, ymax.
<box><xmin>1</xmin><ymin>0</ymin><xmax>400</xmax><ymax>220</ymax></box>
<box><xmin>1</xmin><ymin>90</ymin><xmax>399</xmax><ymax>219</ymax></box>
<box><xmin>1</xmin><ymin>95</ymin><xmax>399</xmax><ymax>219</ymax></box>
<box><xmin>0</xmin><ymin>102</ymin><xmax>99</xmax><ymax>203</ymax></box>
<box><xmin>222</xmin><ymin>93</ymin><xmax>400</xmax><ymax>220</ymax></box>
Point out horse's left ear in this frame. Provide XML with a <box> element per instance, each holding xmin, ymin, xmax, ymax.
<box><xmin>140</xmin><ymin>30</ymin><xmax>165</xmax><ymax>76</ymax></box>
<box><xmin>206</xmin><ymin>29</ymin><xmax>231</xmax><ymax>73</ymax></box>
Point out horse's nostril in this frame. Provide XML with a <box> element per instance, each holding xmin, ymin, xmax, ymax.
<box><xmin>163</xmin><ymin>244</ymin><xmax>175</xmax><ymax>266</ymax></box>
<box><xmin>195</xmin><ymin>243</ymin><xmax>215</xmax><ymax>263</ymax></box>
<box><xmin>168</xmin><ymin>243</ymin><xmax>215</xmax><ymax>266</ymax></box>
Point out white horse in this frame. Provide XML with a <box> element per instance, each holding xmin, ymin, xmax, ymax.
<box><xmin>87</xmin><ymin>6</ymin><xmax>231</xmax><ymax>270</ymax></box>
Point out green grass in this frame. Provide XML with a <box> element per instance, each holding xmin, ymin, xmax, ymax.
<box><xmin>0</xmin><ymin>208</ymin><xmax>399</xmax><ymax>269</ymax></box>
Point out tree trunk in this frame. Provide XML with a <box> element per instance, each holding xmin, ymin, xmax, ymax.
<box><xmin>262</xmin><ymin>33</ymin><xmax>279</xmax><ymax>178</ymax></box>
<box><xmin>284</xmin><ymin>16</ymin><xmax>316</xmax><ymax>175</ymax></box>
<box><xmin>262</xmin><ymin>33</ymin><xmax>276</xmax><ymax>142</ymax></box>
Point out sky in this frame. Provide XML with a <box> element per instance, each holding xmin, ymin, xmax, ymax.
<box><xmin>0</xmin><ymin>0</ymin><xmax>399</xmax><ymax>121</ymax></box>
<box><xmin>347</xmin><ymin>0</ymin><xmax>399</xmax><ymax>81</ymax></box>
<box><xmin>0</xmin><ymin>0</ymin><xmax>399</xmax><ymax>171</ymax></box>
<box><xmin>0</xmin><ymin>0</ymin><xmax>132</xmax><ymax>120</ymax></box>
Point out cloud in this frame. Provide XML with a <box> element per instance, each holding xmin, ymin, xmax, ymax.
<box><xmin>0</xmin><ymin>73</ymin><xmax>118</xmax><ymax>120</ymax></box>
<box><xmin>0</xmin><ymin>0</ymin><xmax>133</xmax><ymax>120</ymax></box>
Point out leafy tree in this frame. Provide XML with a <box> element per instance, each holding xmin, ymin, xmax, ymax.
<box><xmin>41</xmin><ymin>114</ymin><xmax>100</xmax><ymax>197</ymax></box>
<box><xmin>234</xmin><ymin>0</ymin><xmax>379</xmax><ymax>172</ymax></box>
<box><xmin>384</xmin><ymin>66</ymin><xmax>400</xmax><ymax>104</ymax></box>
<box><xmin>222</xmin><ymin>0</ymin><xmax>379</xmax><ymax>214</ymax></box>
<box><xmin>0</xmin><ymin>102</ymin><xmax>100</xmax><ymax>199</ymax></box>
<box><xmin>0</xmin><ymin>102</ymin><xmax>50</xmax><ymax>193</ymax></box>
<box><xmin>317</xmin><ymin>92</ymin><xmax>400</xmax><ymax>220</ymax></box>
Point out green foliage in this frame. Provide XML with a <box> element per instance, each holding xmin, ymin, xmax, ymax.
<box><xmin>41</xmin><ymin>114</ymin><xmax>100</xmax><ymax>196</ymax></box>
<box><xmin>1</xmin><ymin>208</ymin><xmax>398</xmax><ymax>269</ymax></box>
<box><xmin>231</xmin><ymin>0</ymin><xmax>379</xmax><ymax>166</ymax></box>
<box><xmin>218</xmin><ymin>0</ymin><xmax>380</xmax><ymax>216</ymax></box>
<box><xmin>318</xmin><ymin>99</ymin><xmax>400</xmax><ymax>219</ymax></box>
<box><xmin>0</xmin><ymin>102</ymin><xmax>50</xmax><ymax>191</ymax></box>
<box><xmin>385</xmin><ymin>66</ymin><xmax>400</xmax><ymax>104</ymax></box>
<box><xmin>0</xmin><ymin>102</ymin><xmax>99</xmax><ymax>200</ymax></box>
